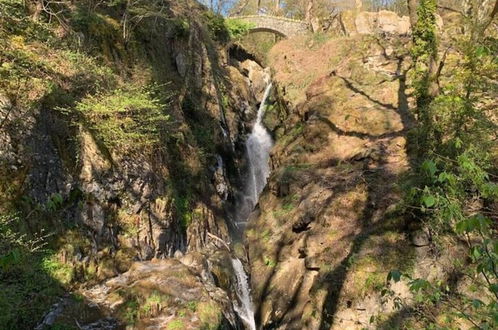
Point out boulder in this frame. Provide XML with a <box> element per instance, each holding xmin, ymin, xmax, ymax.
<box><xmin>355</xmin><ymin>11</ymin><xmax>378</xmax><ymax>34</ymax></box>
<box><xmin>78</xmin><ymin>259</ymin><xmax>239</xmax><ymax>329</ymax></box>
<box><xmin>378</xmin><ymin>10</ymin><xmax>403</xmax><ymax>34</ymax></box>
<box><xmin>354</xmin><ymin>10</ymin><xmax>439</xmax><ymax>35</ymax></box>
<box><xmin>240</xmin><ymin>60</ymin><xmax>270</xmax><ymax>101</ymax></box>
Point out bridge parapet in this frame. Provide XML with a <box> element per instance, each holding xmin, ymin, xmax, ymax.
<box><xmin>228</xmin><ymin>15</ymin><xmax>309</xmax><ymax>38</ymax></box>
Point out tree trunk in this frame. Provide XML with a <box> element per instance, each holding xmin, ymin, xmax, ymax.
<box><xmin>427</xmin><ymin>55</ymin><xmax>440</xmax><ymax>99</ymax></box>
<box><xmin>407</xmin><ymin>0</ymin><xmax>418</xmax><ymax>28</ymax></box>
<box><xmin>25</xmin><ymin>0</ymin><xmax>44</xmax><ymax>21</ymax></box>
<box><xmin>305</xmin><ymin>0</ymin><xmax>314</xmax><ymax>24</ymax></box>
<box><xmin>481</xmin><ymin>0</ymin><xmax>498</xmax><ymax>33</ymax></box>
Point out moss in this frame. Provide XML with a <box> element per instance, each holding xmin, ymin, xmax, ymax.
<box><xmin>123</xmin><ymin>298</ymin><xmax>139</xmax><ymax>325</ymax></box>
<box><xmin>167</xmin><ymin>319</ymin><xmax>186</xmax><ymax>330</ymax></box>
<box><xmin>348</xmin><ymin>231</ymin><xmax>416</xmax><ymax>298</ymax></box>
<box><xmin>261</xmin><ymin>229</ymin><xmax>272</xmax><ymax>242</ymax></box>
<box><xmin>203</xmin><ymin>12</ymin><xmax>230</xmax><ymax>43</ymax></box>
<box><xmin>263</xmin><ymin>255</ymin><xmax>277</xmax><ymax>268</ymax></box>
<box><xmin>139</xmin><ymin>291</ymin><xmax>171</xmax><ymax>318</ymax></box>
<box><xmin>0</xmin><ymin>236</ymin><xmax>64</xmax><ymax>329</ymax></box>
<box><xmin>41</xmin><ymin>252</ymin><xmax>75</xmax><ymax>285</ymax></box>
<box><xmin>198</xmin><ymin>301</ymin><xmax>222</xmax><ymax>329</ymax></box>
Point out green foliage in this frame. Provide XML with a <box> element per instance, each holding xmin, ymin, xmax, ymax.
<box><xmin>172</xmin><ymin>18</ymin><xmax>190</xmax><ymax>38</ymax></box>
<box><xmin>173</xmin><ymin>194</ymin><xmax>192</xmax><ymax>230</ymax></box>
<box><xmin>0</xmin><ymin>214</ymin><xmax>64</xmax><ymax>329</ymax></box>
<box><xmin>204</xmin><ymin>13</ymin><xmax>254</xmax><ymax>42</ymax></box>
<box><xmin>225</xmin><ymin>19</ymin><xmax>254</xmax><ymax>39</ymax></box>
<box><xmin>123</xmin><ymin>298</ymin><xmax>140</xmax><ymax>325</ymax></box>
<box><xmin>0</xmin><ymin>0</ymin><xmax>55</xmax><ymax>43</ymax></box>
<box><xmin>410</xmin><ymin>0</ymin><xmax>439</xmax><ymax>136</ymax></box>
<box><xmin>70</xmin><ymin>7</ymin><xmax>122</xmax><ymax>45</ymax></box>
<box><xmin>75</xmin><ymin>84</ymin><xmax>170</xmax><ymax>151</ymax></box>
<box><xmin>204</xmin><ymin>12</ymin><xmax>230</xmax><ymax>42</ymax></box>
<box><xmin>167</xmin><ymin>320</ymin><xmax>185</xmax><ymax>330</ymax></box>
<box><xmin>197</xmin><ymin>301</ymin><xmax>222</xmax><ymax>329</ymax></box>
<box><xmin>389</xmin><ymin>1</ymin><xmax>498</xmax><ymax>327</ymax></box>
<box><xmin>263</xmin><ymin>255</ymin><xmax>277</xmax><ymax>267</ymax></box>
<box><xmin>41</xmin><ymin>251</ymin><xmax>75</xmax><ymax>285</ymax></box>
<box><xmin>411</xmin><ymin>0</ymin><xmax>438</xmax><ymax>61</ymax></box>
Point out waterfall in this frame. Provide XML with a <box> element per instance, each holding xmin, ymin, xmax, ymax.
<box><xmin>236</xmin><ymin>83</ymin><xmax>274</xmax><ymax>227</ymax></box>
<box><xmin>230</xmin><ymin>82</ymin><xmax>273</xmax><ymax>330</ymax></box>
<box><xmin>231</xmin><ymin>258</ymin><xmax>257</xmax><ymax>330</ymax></box>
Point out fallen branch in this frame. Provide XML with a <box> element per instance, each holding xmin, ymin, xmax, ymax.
<box><xmin>206</xmin><ymin>232</ymin><xmax>230</xmax><ymax>251</ymax></box>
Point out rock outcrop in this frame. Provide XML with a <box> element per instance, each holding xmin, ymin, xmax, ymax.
<box><xmin>0</xmin><ymin>0</ymin><xmax>270</xmax><ymax>328</ymax></box>
<box><xmin>355</xmin><ymin>10</ymin><xmax>411</xmax><ymax>35</ymax></box>
<box><xmin>324</xmin><ymin>9</ymin><xmax>443</xmax><ymax>36</ymax></box>
<box><xmin>247</xmin><ymin>33</ymin><xmax>417</xmax><ymax>329</ymax></box>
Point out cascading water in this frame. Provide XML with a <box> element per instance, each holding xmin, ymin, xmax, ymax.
<box><xmin>230</xmin><ymin>82</ymin><xmax>274</xmax><ymax>330</ymax></box>
<box><xmin>235</xmin><ymin>83</ymin><xmax>274</xmax><ymax>227</ymax></box>
<box><xmin>231</xmin><ymin>258</ymin><xmax>257</xmax><ymax>330</ymax></box>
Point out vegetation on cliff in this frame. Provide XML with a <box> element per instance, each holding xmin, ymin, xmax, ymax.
<box><xmin>0</xmin><ymin>0</ymin><xmax>257</xmax><ymax>328</ymax></box>
<box><xmin>385</xmin><ymin>0</ymin><xmax>498</xmax><ymax>328</ymax></box>
<box><xmin>245</xmin><ymin>0</ymin><xmax>497</xmax><ymax>329</ymax></box>
<box><xmin>0</xmin><ymin>0</ymin><xmax>497</xmax><ymax>329</ymax></box>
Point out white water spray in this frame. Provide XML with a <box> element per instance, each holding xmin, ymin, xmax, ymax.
<box><xmin>230</xmin><ymin>82</ymin><xmax>274</xmax><ymax>330</ymax></box>
<box><xmin>236</xmin><ymin>83</ymin><xmax>274</xmax><ymax>226</ymax></box>
<box><xmin>231</xmin><ymin>258</ymin><xmax>257</xmax><ymax>330</ymax></box>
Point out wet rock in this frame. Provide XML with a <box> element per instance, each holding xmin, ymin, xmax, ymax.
<box><xmin>80</xmin><ymin>317</ymin><xmax>118</xmax><ymax>330</ymax></box>
<box><xmin>82</xmin><ymin>259</ymin><xmax>239</xmax><ymax>329</ymax></box>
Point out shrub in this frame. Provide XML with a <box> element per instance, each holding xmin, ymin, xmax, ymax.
<box><xmin>204</xmin><ymin>12</ymin><xmax>229</xmax><ymax>42</ymax></box>
<box><xmin>225</xmin><ymin>19</ymin><xmax>254</xmax><ymax>40</ymax></box>
<box><xmin>75</xmin><ymin>84</ymin><xmax>170</xmax><ymax>151</ymax></box>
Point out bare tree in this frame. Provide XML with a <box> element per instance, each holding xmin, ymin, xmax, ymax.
<box><xmin>482</xmin><ymin>0</ymin><xmax>498</xmax><ymax>33</ymax></box>
<box><xmin>305</xmin><ymin>0</ymin><xmax>314</xmax><ymax>23</ymax></box>
<box><xmin>407</xmin><ymin>0</ymin><xmax>418</xmax><ymax>27</ymax></box>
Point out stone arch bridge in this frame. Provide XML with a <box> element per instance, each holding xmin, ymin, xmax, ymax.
<box><xmin>228</xmin><ymin>15</ymin><xmax>309</xmax><ymax>38</ymax></box>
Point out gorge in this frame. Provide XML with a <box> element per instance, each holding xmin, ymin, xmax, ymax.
<box><xmin>1</xmin><ymin>0</ymin><xmax>497</xmax><ymax>329</ymax></box>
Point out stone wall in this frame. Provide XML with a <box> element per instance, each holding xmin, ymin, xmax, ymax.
<box><xmin>230</xmin><ymin>15</ymin><xmax>310</xmax><ymax>38</ymax></box>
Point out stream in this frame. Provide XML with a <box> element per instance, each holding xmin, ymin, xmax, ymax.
<box><xmin>231</xmin><ymin>82</ymin><xmax>274</xmax><ymax>330</ymax></box>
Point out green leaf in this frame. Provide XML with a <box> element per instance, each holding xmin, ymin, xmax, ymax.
<box><xmin>437</xmin><ymin>172</ymin><xmax>448</xmax><ymax>183</ymax></box>
<box><xmin>421</xmin><ymin>159</ymin><xmax>437</xmax><ymax>177</ymax></box>
<box><xmin>471</xmin><ymin>247</ymin><xmax>482</xmax><ymax>259</ymax></box>
<box><xmin>471</xmin><ymin>299</ymin><xmax>484</xmax><ymax>308</ymax></box>
<box><xmin>475</xmin><ymin>45</ymin><xmax>490</xmax><ymax>57</ymax></box>
<box><xmin>409</xmin><ymin>278</ymin><xmax>430</xmax><ymax>292</ymax></box>
<box><xmin>456</xmin><ymin>215</ymin><xmax>491</xmax><ymax>234</ymax></box>
<box><xmin>387</xmin><ymin>270</ymin><xmax>402</xmax><ymax>282</ymax></box>
<box><xmin>422</xmin><ymin>194</ymin><xmax>436</xmax><ymax>207</ymax></box>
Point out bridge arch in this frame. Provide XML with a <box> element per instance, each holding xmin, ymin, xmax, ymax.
<box><xmin>228</xmin><ymin>15</ymin><xmax>309</xmax><ymax>38</ymax></box>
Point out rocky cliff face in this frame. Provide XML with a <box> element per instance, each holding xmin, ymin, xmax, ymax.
<box><xmin>0</xmin><ymin>0</ymin><xmax>270</xmax><ymax>328</ymax></box>
<box><xmin>246</xmin><ymin>34</ymin><xmax>419</xmax><ymax>329</ymax></box>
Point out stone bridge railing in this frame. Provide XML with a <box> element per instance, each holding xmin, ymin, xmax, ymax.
<box><xmin>228</xmin><ymin>15</ymin><xmax>310</xmax><ymax>38</ymax></box>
